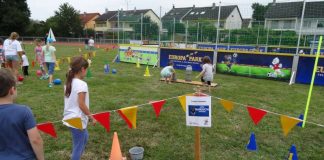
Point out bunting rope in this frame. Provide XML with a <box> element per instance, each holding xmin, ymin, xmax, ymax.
<box><xmin>209</xmin><ymin>95</ymin><xmax>324</xmax><ymax>128</ymax></box>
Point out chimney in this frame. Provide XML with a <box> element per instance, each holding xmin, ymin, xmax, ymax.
<box><xmin>193</xmin><ymin>5</ymin><xmax>195</xmax><ymax>9</ymax></box>
<box><xmin>173</xmin><ymin>4</ymin><xmax>175</xmax><ymax>9</ymax></box>
<box><xmin>212</xmin><ymin>3</ymin><xmax>216</xmax><ymax>8</ymax></box>
<box><xmin>105</xmin><ymin>8</ymin><xmax>108</xmax><ymax>13</ymax></box>
<box><xmin>272</xmin><ymin>0</ymin><xmax>276</xmax><ymax>6</ymax></box>
<box><xmin>134</xmin><ymin>7</ymin><xmax>136</xmax><ymax>13</ymax></box>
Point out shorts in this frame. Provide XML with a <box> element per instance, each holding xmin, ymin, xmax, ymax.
<box><xmin>161</xmin><ymin>72</ymin><xmax>172</xmax><ymax>78</ymax></box>
<box><xmin>45</xmin><ymin>62</ymin><xmax>55</xmax><ymax>75</ymax></box>
<box><xmin>201</xmin><ymin>77</ymin><xmax>211</xmax><ymax>86</ymax></box>
<box><xmin>5</xmin><ymin>55</ymin><xmax>19</xmax><ymax>61</ymax></box>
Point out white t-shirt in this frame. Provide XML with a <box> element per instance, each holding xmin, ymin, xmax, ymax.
<box><xmin>21</xmin><ymin>55</ymin><xmax>29</xmax><ymax>66</ymax></box>
<box><xmin>3</xmin><ymin>39</ymin><xmax>23</xmax><ymax>56</ymax></box>
<box><xmin>63</xmin><ymin>78</ymin><xmax>89</xmax><ymax>129</ymax></box>
<box><xmin>88</xmin><ymin>39</ymin><xmax>94</xmax><ymax>47</ymax></box>
<box><xmin>202</xmin><ymin>63</ymin><xmax>213</xmax><ymax>81</ymax></box>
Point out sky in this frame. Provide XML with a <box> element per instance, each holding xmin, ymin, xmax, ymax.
<box><xmin>27</xmin><ymin>0</ymin><xmax>277</xmax><ymax>21</ymax></box>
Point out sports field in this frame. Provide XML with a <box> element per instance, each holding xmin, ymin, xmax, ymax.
<box><xmin>17</xmin><ymin>43</ymin><xmax>324</xmax><ymax>159</ymax></box>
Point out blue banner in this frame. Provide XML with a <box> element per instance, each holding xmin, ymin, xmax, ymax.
<box><xmin>160</xmin><ymin>48</ymin><xmax>214</xmax><ymax>71</ymax></box>
<box><xmin>295</xmin><ymin>57</ymin><xmax>324</xmax><ymax>85</ymax></box>
<box><xmin>188</xmin><ymin>105</ymin><xmax>209</xmax><ymax>117</ymax></box>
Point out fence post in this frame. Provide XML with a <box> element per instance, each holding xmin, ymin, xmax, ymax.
<box><xmin>227</xmin><ymin>29</ymin><xmax>231</xmax><ymax>50</ymax></box>
<box><xmin>279</xmin><ymin>29</ymin><xmax>282</xmax><ymax>47</ymax></box>
<box><xmin>257</xmin><ymin>21</ymin><xmax>260</xmax><ymax>46</ymax></box>
<box><xmin>265</xmin><ymin>27</ymin><xmax>270</xmax><ymax>52</ymax></box>
<box><xmin>196</xmin><ymin>22</ymin><xmax>199</xmax><ymax>44</ymax></box>
<box><xmin>185</xmin><ymin>20</ymin><xmax>188</xmax><ymax>45</ymax></box>
<box><xmin>173</xmin><ymin>18</ymin><xmax>175</xmax><ymax>44</ymax></box>
<box><xmin>117</xmin><ymin>9</ymin><xmax>120</xmax><ymax>44</ymax></box>
<box><xmin>141</xmin><ymin>13</ymin><xmax>143</xmax><ymax>42</ymax></box>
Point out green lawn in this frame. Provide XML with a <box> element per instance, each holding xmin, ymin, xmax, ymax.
<box><xmin>15</xmin><ymin>44</ymin><xmax>324</xmax><ymax>159</ymax></box>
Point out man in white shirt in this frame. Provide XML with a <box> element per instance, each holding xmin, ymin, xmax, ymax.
<box><xmin>3</xmin><ymin>32</ymin><xmax>23</xmax><ymax>80</ymax></box>
<box><xmin>88</xmin><ymin>37</ymin><xmax>95</xmax><ymax>51</ymax></box>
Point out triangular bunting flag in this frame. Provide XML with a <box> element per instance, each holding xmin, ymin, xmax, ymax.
<box><xmin>220</xmin><ymin>99</ymin><xmax>234</xmax><ymax>112</ymax></box>
<box><xmin>110</xmin><ymin>132</ymin><xmax>124</xmax><ymax>160</ymax></box>
<box><xmin>64</xmin><ymin>117</ymin><xmax>83</xmax><ymax>129</ymax></box>
<box><xmin>247</xmin><ymin>106</ymin><xmax>267</xmax><ymax>125</ymax></box>
<box><xmin>150</xmin><ymin>100</ymin><xmax>166</xmax><ymax>118</ymax></box>
<box><xmin>280</xmin><ymin>115</ymin><xmax>301</xmax><ymax>136</ymax></box>
<box><xmin>178</xmin><ymin>93</ymin><xmax>194</xmax><ymax>112</ymax></box>
<box><xmin>36</xmin><ymin>122</ymin><xmax>57</xmax><ymax>138</ymax></box>
<box><xmin>93</xmin><ymin>112</ymin><xmax>110</xmax><ymax>132</ymax></box>
<box><xmin>118</xmin><ymin>106</ymin><xmax>138</xmax><ymax>129</ymax></box>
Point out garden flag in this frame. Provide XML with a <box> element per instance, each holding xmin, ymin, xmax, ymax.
<box><xmin>178</xmin><ymin>93</ymin><xmax>193</xmax><ymax>112</ymax></box>
<box><xmin>93</xmin><ymin>112</ymin><xmax>110</xmax><ymax>132</ymax></box>
<box><xmin>118</xmin><ymin>106</ymin><xmax>138</xmax><ymax>129</ymax></box>
<box><xmin>220</xmin><ymin>99</ymin><xmax>234</xmax><ymax>112</ymax></box>
<box><xmin>36</xmin><ymin>122</ymin><xmax>57</xmax><ymax>138</ymax></box>
<box><xmin>150</xmin><ymin>100</ymin><xmax>166</xmax><ymax>118</ymax></box>
<box><xmin>64</xmin><ymin>117</ymin><xmax>83</xmax><ymax>129</ymax></box>
<box><xmin>247</xmin><ymin>106</ymin><xmax>267</xmax><ymax>125</ymax></box>
<box><xmin>280</xmin><ymin>115</ymin><xmax>301</xmax><ymax>136</ymax></box>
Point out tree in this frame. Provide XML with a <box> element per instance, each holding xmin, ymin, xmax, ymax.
<box><xmin>251</xmin><ymin>3</ymin><xmax>269</xmax><ymax>22</ymax></box>
<box><xmin>48</xmin><ymin>3</ymin><xmax>83</xmax><ymax>37</ymax></box>
<box><xmin>132</xmin><ymin>16</ymin><xmax>159</xmax><ymax>40</ymax></box>
<box><xmin>0</xmin><ymin>0</ymin><xmax>30</xmax><ymax>35</ymax></box>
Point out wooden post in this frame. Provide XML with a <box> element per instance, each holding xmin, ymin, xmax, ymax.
<box><xmin>195</xmin><ymin>127</ymin><xmax>201</xmax><ymax>160</ymax></box>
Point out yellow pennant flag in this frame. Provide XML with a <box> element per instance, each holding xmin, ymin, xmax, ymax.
<box><xmin>118</xmin><ymin>106</ymin><xmax>138</xmax><ymax>129</ymax></box>
<box><xmin>64</xmin><ymin>117</ymin><xmax>83</xmax><ymax>129</ymax></box>
<box><xmin>84</xmin><ymin>53</ymin><xmax>88</xmax><ymax>60</ymax></box>
<box><xmin>178</xmin><ymin>93</ymin><xmax>194</xmax><ymax>112</ymax></box>
<box><xmin>220</xmin><ymin>99</ymin><xmax>234</xmax><ymax>112</ymax></box>
<box><xmin>54</xmin><ymin>60</ymin><xmax>60</xmax><ymax>71</ymax></box>
<box><xmin>280</xmin><ymin>115</ymin><xmax>301</xmax><ymax>136</ymax></box>
<box><xmin>67</xmin><ymin>57</ymin><xmax>71</xmax><ymax>63</ymax></box>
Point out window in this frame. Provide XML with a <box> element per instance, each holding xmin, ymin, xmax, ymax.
<box><xmin>200</xmin><ymin>11</ymin><xmax>205</xmax><ymax>15</ymax></box>
<box><xmin>196</xmin><ymin>12</ymin><xmax>199</xmax><ymax>15</ymax></box>
<box><xmin>303</xmin><ymin>20</ymin><xmax>312</xmax><ymax>28</ymax></box>
<box><xmin>190</xmin><ymin>12</ymin><xmax>195</xmax><ymax>15</ymax></box>
<box><xmin>283</xmin><ymin>20</ymin><xmax>295</xmax><ymax>29</ymax></box>
<box><xmin>170</xmin><ymin>13</ymin><xmax>174</xmax><ymax>15</ymax></box>
<box><xmin>270</xmin><ymin>20</ymin><xmax>279</xmax><ymax>29</ymax></box>
<box><xmin>96</xmin><ymin>23</ymin><xmax>106</xmax><ymax>27</ymax></box>
<box><xmin>176</xmin><ymin>12</ymin><xmax>180</xmax><ymax>15</ymax></box>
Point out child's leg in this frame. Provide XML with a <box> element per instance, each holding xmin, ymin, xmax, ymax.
<box><xmin>25</xmin><ymin>66</ymin><xmax>29</xmax><ymax>76</ymax></box>
<box><xmin>70</xmin><ymin>128</ymin><xmax>89</xmax><ymax>160</ymax></box>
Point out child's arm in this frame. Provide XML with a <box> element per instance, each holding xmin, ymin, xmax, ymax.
<box><xmin>27</xmin><ymin>127</ymin><xmax>44</xmax><ymax>160</ymax></box>
<box><xmin>78</xmin><ymin>92</ymin><xmax>97</xmax><ymax>125</ymax></box>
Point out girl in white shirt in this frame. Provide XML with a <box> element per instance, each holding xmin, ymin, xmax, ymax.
<box><xmin>63</xmin><ymin>56</ymin><xmax>96</xmax><ymax>160</ymax></box>
<box><xmin>196</xmin><ymin>56</ymin><xmax>214</xmax><ymax>92</ymax></box>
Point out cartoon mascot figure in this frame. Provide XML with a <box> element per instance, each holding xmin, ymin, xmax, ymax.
<box><xmin>269</xmin><ymin>57</ymin><xmax>284</xmax><ymax>78</ymax></box>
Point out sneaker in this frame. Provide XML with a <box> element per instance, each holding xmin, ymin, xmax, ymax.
<box><xmin>48</xmin><ymin>83</ymin><xmax>53</xmax><ymax>88</ymax></box>
<box><xmin>39</xmin><ymin>76</ymin><xmax>44</xmax><ymax>80</ymax></box>
<box><xmin>44</xmin><ymin>74</ymin><xmax>49</xmax><ymax>80</ymax></box>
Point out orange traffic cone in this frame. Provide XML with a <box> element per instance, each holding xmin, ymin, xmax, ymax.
<box><xmin>109</xmin><ymin>132</ymin><xmax>126</xmax><ymax>160</ymax></box>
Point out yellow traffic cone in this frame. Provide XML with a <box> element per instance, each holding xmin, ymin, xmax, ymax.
<box><xmin>144</xmin><ymin>65</ymin><xmax>151</xmax><ymax>77</ymax></box>
<box><xmin>136</xmin><ymin>58</ymin><xmax>140</xmax><ymax>68</ymax></box>
<box><xmin>54</xmin><ymin>60</ymin><xmax>60</xmax><ymax>71</ymax></box>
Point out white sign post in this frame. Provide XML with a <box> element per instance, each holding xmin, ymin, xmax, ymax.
<box><xmin>186</xmin><ymin>96</ymin><xmax>212</xmax><ymax>127</ymax></box>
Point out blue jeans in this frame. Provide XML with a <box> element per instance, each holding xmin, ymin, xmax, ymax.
<box><xmin>69</xmin><ymin>128</ymin><xmax>88</xmax><ymax>160</ymax></box>
<box><xmin>45</xmin><ymin>62</ymin><xmax>55</xmax><ymax>75</ymax></box>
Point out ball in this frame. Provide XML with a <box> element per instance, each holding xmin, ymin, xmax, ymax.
<box><xmin>53</xmin><ymin>79</ymin><xmax>61</xmax><ymax>85</ymax></box>
<box><xmin>112</xmin><ymin>69</ymin><xmax>117</xmax><ymax>74</ymax></box>
<box><xmin>36</xmin><ymin>70</ymin><xmax>42</xmax><ymax>77</ymax></box>
<box><xmin>17</xmin><ymin>75</ymin><xmax>24</xmax><ymax>82</ymax></box>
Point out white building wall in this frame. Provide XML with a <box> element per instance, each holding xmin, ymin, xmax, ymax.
<box><xmin>144</xmin><ymin>10</ymin><xmax>162</xmax><ymax>28</ymax></box>
<box><xmin>225</xmin><ymin>7</ymin><xmax>242</xmax><ymax>29</ymax></box>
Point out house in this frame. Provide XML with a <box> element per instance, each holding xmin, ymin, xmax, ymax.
<box><xmin>264</xmin><ymin>1</ymin><xmax>324</xmax><ymax>35</ymax></box>
<box><xmin>162</xmin><ymin>3</ymin><xmax>243</xmax><ymax>30</ymax></box>
<box><xmin>95</xmin><ymin>8</ymin><xmax>161</xmax><ymax>35</ymax></box>
<box><xmin>80</xmin><ymin>12</ymin><xmax>100</xmax><ymax>30</ymax></box>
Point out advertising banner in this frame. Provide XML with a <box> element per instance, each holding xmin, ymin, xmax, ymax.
<box><xmin>186</xmin><ymin>96</ymin><xmax>211</xmax><ymax>127</ymax></box>
<box><xmin>119</xmin><ymin>44</ymin><xmax>158</xmax><ymax>65</ymax></box>
<box><xmin>160</xmin><ymin>48</ymin><xmax>214</xmax><ymax>71</ymax></box>
<box><xmin>295</xmin><ymin>56</ymin><xmax>324</xmax><ymax>85</ymax></box>
<box><xmin>216</xmin><ymin>51</ymin><xmax>293</xmax><ymax>80</ymax></box>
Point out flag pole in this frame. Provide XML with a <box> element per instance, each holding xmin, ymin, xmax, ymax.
<box><xmin>302</xmin><ymin>36</ymin><xmax>323</xmax><ymax>127</ymax></box>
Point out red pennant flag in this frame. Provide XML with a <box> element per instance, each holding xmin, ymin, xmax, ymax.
<box><xmin>247</xmin><ymin>106</ymin><xmax>268</xmax><ymax>125</ymax></box>
<box><xmin>36</xmin><ymin>122</ymin><xmax>57</xmax><ymax>138</ymax></box>
<box><xmin>150</xmin><ymin>100</ymin><xmax>166</xmax><ymax>118</ymax></box>
<box><xmin>93</xmin><ymin>112</ymin><xmax>110</xmax><ymax>132</ymax></box>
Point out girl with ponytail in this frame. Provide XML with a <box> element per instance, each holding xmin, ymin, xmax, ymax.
<box><xmin>62</xmin><ymin>56</ymin><xmax>96</xmax><ymax>160</ymax></box>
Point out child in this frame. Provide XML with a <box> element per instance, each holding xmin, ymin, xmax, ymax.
<box><xmin>161</xmin><ymin>61</ymin><xmax>176</xmax><ymax>83</ymax></box>
<box><xmin>21</xmin><ymin>51</ymin><xmax>29</xmax><ymax>76</ymax></box>
<box><xmin>0</xmin><ymin>69</ymin><xmax>44</xmax><ymax>160</ymax></box>
<box><xmin>0</xmin><ymin>38</ymin><xmax>4</xmax><ymax>69</ymax></box>
<box><xmin>34</xmin><ymin>39</ymin><xmax>47</xmax><ymax>79</ymax></box>
<box><xmin>196</xmin><ymin>56</ymin><xmax>214</xmax><ymax>92</ymax></box>
<box><xmin>63</xmin><ymin>57</ymin><xmax>97</xmax><ymax>160</ymax></box>
<box><xmin>42</xmin><ymin>41</ymin><xmax>56</xmax><ymax>88</ymax></box>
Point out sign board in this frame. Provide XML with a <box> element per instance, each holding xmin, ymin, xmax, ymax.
<box><xmin>295</xmin><ymin>56</ymin><xmax>324</xmax><ymax>85</ymax></box>
<box><xmin>119</xmin><ymin>44</ymin><xmax>158</xmax><ymax>65</ymax></box>
<box><xmin>186</xmin><ymin>96</ymin><xmax>212</xmax><ymax>127</ymax></box>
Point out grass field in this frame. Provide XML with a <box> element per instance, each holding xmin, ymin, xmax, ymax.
<box><xmin>15</xmin><ymin>43</ymin><xmax>324</xmax><ymax>159</ymax></box>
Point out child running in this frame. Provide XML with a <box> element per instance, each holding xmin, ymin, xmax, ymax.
<box><xmin>21</xmin><ymin>51</ymin><xmax>29</xmax><ymax>76</ymax></box>
<box><xmin>63</xmin><ymin>56</ymin><xmax>97</xmax><ymax>160</ymax></box>
<box><xmin>196</xmin><ymin>56</ymin><xmax>214</xmax><ymax>92</ymax></box>
<box><xmin>161</xmin><ymin>61</ymin><xmax>176</xmax><ymax>84</ymax></box>
<box><xmin>34</xmin><ymin>39</ymin><xmax>47</xmax><ymax>79</ymax></box>
<box><xmin>42</xmin><ymin>40</ymin><xmax>56</xmax><ymax>87</ymax></box>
